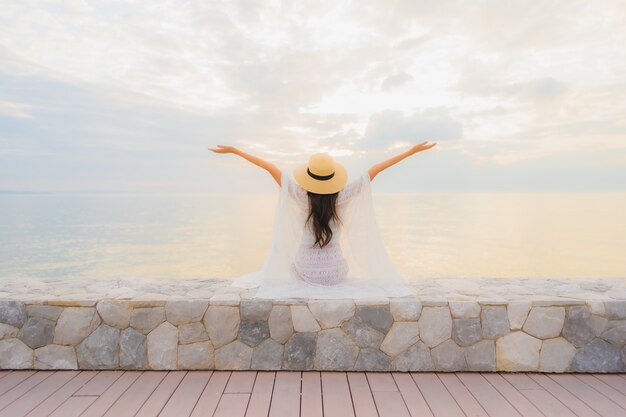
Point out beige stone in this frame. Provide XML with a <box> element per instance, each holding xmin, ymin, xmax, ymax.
<box><xmin>390</xmin><ymin>298</ymin><xmax>422</xmax><ymax>321</ymax></box>
<box><xmin>291</xmin><ymin>306</ymin><xmax>321</xmax><ymax>332</ymax></box>
<box><xmin>539</xmin><ymin>338</ymin><xmax>576</xmax><ymax>372</ymax></box>
<box><xmin>449</xmin><ymin>301</ymin><xmax>480</xmax><ymax>319</ymax></box>
<box><xmin>496</xmin><ymin>331</ymin><xmax>541</xmax><ymax>371</ymax></box>
<box><xmin>307</xmin><ymin>300</ymin><xmax>355</xmax><ymax>328</ymax></box>
<box><xmin>507</xmin><ymin>301</ymin><xmax>532</xmax><ymax>330</ymax></box>
<box><xmin>268</xmin><ymin>305</ymin><xmax>293</xmax><ymax>344</ymax></box>
<box><xmin>147</xmin><ymin>322</ymin><xmax>178</xmax><ymax>370</ymax></box>
<box><xmin>97</xmin><ymin>300</ymin><xmax>132</xmax><ymax>329</ymax></box>
<box><xmin>53</xmin><ymin>307</ymin><xmax>101</xmax><ymax>346</ymax></box>
<box><xmin>203</xmin><ymin>306</ymin><xmax>239</xmax><ymax>348</ymax></box>
<box><xmin>523</xmin><ymin>307</ymin><xmax>565</xmax><ymax>339</ymax></box>
<box><xmin>380</xmin><ymin>322</ymin><xmax>420</xmax><ymax>357</ymax></box>
<box><xmin>178</xmin><ymin>342</ymin><xmax>214</xmax><ymax>369</ymax></box>
<box><xmin>418</xmin><ymin>307</ymin><xmax>452</xmax><ymax>348</ymax></box>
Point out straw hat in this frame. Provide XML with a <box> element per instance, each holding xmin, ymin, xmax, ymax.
<box><xmin>294</xmin><ymin>153</ymin><xmax>348</xmax><ymax>194</ymax></box>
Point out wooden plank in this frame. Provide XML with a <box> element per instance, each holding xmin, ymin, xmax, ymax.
<box><xmin>0</xmin><ymin>371</ymin><xmax>78</xmax><ymax>417</ymax></box>
<box><xmin>189</xmin><ymin>371</ymin><xmax>230</xmax><ymax>417</ymax></box>
<box><xmin>246</xmin><ymin>372</ymin><xmax>275</xmax><ymax>417</ymax></box>
<box><xmin>521</xmin><ymin>388</ymin><xmax>580</xmax><ymax>417</ymax></box>
<box><xmin>214</xmin><ymin>393</ymin><xmax>250</xmax><ymax>417</ymax></box>
<box><xmin>373</xmin><ymin>391</ymin><xmax>411</xmax><ymax>417</ymax></box>
<box><xmin>136</xmin><ymin>371</ymin><xmax>187</xmax><ymax>417</ymax></box>
<box><xmin>456</xmin><ymin>373</ymin><xmax>522</xmax><ymax>417</ymax></box>
<box><xmin>48</xmin><ymin>396</ymin><xmax>97</xmax><ymax>417</ymax></box>
<box><xmin>593</xmin><ymin>374</ymin><xmax>626</xmax><ymax>396</ymax></box>
<box><xmin>0</xmin><ymin>371</ymin><xmax>36</xmax><ymax>396</ymax></box>
<box><xmin>81</xmin><ymin>371</ymin><xmax>142</xmax><ymax>417</ymax></box>
<box><xmin>0</xmin><ymin>373</ymin><xmax>10</xmax><ymax>381</ymax></box>
<box><xmin>301</xmin><ymin>372</ymin><xmax>323</xmax><ymax>417</ymax></box>
<box><xmin>392</xmin><ymin>373</ymin><xmax>434</xmax><ymax>417</ymax></box>
<box><xmin>481</xmin><ymin>373</ymin><xmax>545</xmax><ymax>417</ymax></box>
<box><xmin>269</xmin><ymin>371</ymin><xmax>301</xmax><ymax>417</ymax></box>
<box><xmin>102</xmin><ymin>371</ymin><xmax>168</xmax><ymax>417</ymax></box>
<box><xmin>321</xmin><ymin>372</ymin><xmax>355</xmax><ymax>417</ymax></box>
<box><xmin>159</xmin><ymin>371</ymin><xmax>213</xmax><ymax>417</ymax></box>
<box><xmin>502</xmin><ymin>373</ymin><xmax>543</xmax><ymax>390</ymax></box>
<box><xmin>25</xmin><ymin>371</ymin><xmax>98</xmax><ymax>417</ymax></box>
<box><xmin>225</xmin><ymin>371</ymin><xmax>257</xmax><ymax>394</ymax></box>
<box><xmin>549</xmin><ymin>374</ymin><xmax>625</xmax><ymax>417</ymax></box>
<box><xmin>367</xmin><ymin>372</ymin><xmax>398</xmax><ymax>392</ymax></box>
<box><xmin>411</xmin><ymin>373</ymin><xmax>465</xmax><ymax>417</ymax></box>
<box><xmin>347</xmin><ymin>372</ymin><xmax>378</xmax><ymax>417</ymax></box>
<box><xmin>528</xmin><ymin>374</ymin><xmax>601</xmax><ymax>417</ymax></box>
<box><xmin>576</xmin><ymin>374</ymin><xmax>626</xmax><ymax>409</ymax></box>
<box><xmin>0</xmin><ymin>371</ymin><xmax>52</xmax><ymax>411</ymax></box>
<box><xmin>74</xmin><ymin>370</ymin><xmax>123</xmax><ymax>396</ymax></box>
<box><xmin>438</xmin><ymin>373</ymin><xmax>488</xmax><ymax>417</ymax></box>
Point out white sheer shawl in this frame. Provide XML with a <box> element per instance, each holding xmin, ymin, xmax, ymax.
<box><xmin>231</xmin><ymin>170</ymin><xmax>412</xmax><ymax>299</ymax></box>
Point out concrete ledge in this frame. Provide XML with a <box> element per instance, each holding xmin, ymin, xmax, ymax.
<box><xmin>0</xmin><ymin>278</ymin><xmax>624</xmax><ymax>372</ymax></box>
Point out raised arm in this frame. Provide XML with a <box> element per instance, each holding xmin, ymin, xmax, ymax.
<box><xmin>208</xmin><ymin>145</ymin><xmax>281</xmax><ymax>186</ymax></box>
<box><xmin>368</xmin><ymin>141</ymin><xmax>437</xmax><ymax>181</ymax></box>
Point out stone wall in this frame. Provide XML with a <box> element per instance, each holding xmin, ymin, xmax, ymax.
<box><xmin>1</xmin><ymin>296</ymin><xmax>624</xmax><ymax>372</ymax></box>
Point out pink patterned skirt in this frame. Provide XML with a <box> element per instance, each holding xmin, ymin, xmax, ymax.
<box><xmin>293</xmin><ymin>242</ymin><xmax>349</xmax><ymax>286</ymax></box>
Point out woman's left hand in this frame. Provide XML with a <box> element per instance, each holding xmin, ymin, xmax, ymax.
<box><xmin>208</xmin><ymin>145</ymin><xmax>237</xmax><ymax>154</ymax></box>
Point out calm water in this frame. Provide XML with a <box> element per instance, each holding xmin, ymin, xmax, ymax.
<box><xmin>1</xmin><ymin>193</ymin><xmax>625</xmax><ymax>281</ymax></box>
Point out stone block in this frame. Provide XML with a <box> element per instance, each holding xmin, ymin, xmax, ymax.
<box><xmin>315</xmin><ymin>328</ymin><xmax>358</xmax><ymax>370</ymax></box>
<box><xmin>418</xmin><ymin>307</ymin><xmax>452</xmax><ymax>348</ymax></box>
<box><xmin>291</xmin><ymin>306</ymin><xmax>321</xmax><ymax>332</ymax></box>
<box><xmin>496</xmin><ymin>331</ymin><xmax>541</xmax><ymax>371</ymax></box>
<box><xmin>0</xmin><ymin>323</ymin><xmax>18</xmax><ymax>339</ymax></box>
<box><xmin>481</xmin><ymin>306</ymin><xmax>510</xmax><ymax>339</ymax></box>
<box><xmin>165</xmin><ymin>300</ymin><xmax>208</xmax><ymax>325</ymax></box>
<box><xmin>507</xmin><ymin>300</ymin><xmax>532</xmax><ymax>330</ymax></box>
<box><xmin>600</xmin><ymin>321</ymin><xmax>626</xmax><ymax>346</ymax></box>
<box><xmin>449</xmin><ymin>301</ymin><xmax>480</xmax><ymax>319</ymax></box>
<box><xmin>120</xmin><ymin>328</ymin><xmax>147</xmax><ymax>369</ymax></box>
<box><xmin>390</xmin><ymin>298</ymin><xmax>422</xmax><ymax>321</ymax></box>
<box><xmin>464</xmin><ymin>340</ymin><xmax>496</xmax><ymax>371</ymax></box>
<box><xmin>147</xmin><ymin>322</ymin><xmax>178</xmax><ymax>370</ymax></box>
<box><xmin>34</xmin><ymin>345</ymin><xmax>77</xmax><ymax>369</ymax></box>
<box><xmin>27</xmin><ymin>305</ymin><xmax>63</xmax><ymax>321</ymax></box>
<box><xmin>563</xmin><ymin>306</ymin><xmax>595</xmax><ymax>347</ymax></box>
<box><xmin>539</xmin><ymin>337</ymin><xmax>576</xmax><ymax>372</ymax></box>
<box><xmin>605</xmin><ymin>301</ymin><xmax>626</xmax><ymax>319</ymax></box>
<box><xmin>392</xmin><ymin>341</ymin><xmax>433</xmax><ymax>371</ymax></box>
<box><xmin>238</xmin><ymin>320</ymin><xmax>270</xmax><ymax>347</ymax></box>
<box><xmin>96</xmin><ymin>300</ymin><xmax>132</xmax><ymax>329</ymax></box>
<box><xmin>18</xmin><ymin>317</ymin><xmax>55</xmax><ymax>349</ymax></box>
<box><xmin>268</xmin><ymin>306</ymin><xmax>293</xmax><ymax>344</ymax></box>
<box><xmin>341</xmin><ymin>316</ymin><xmax>384</xmax><ymax>349</ymax></box>
<box><xmin>178</xmin><ymin>342</ymin><xmax>214</xmax><ymax>369</ymax></box>
<box><xmin>179</xmin><ymin>322</ymin><xmax>209</xmax><ymax>345</ymax></box>
<box><xmin>0</xmin><ymin>338</ymin><xmax>33</xmax><ymax>369</ymax></box>
<box><xmin>54</xmin><ymin>307</ymin><xmax>101</xmax><ymax>346</ymax></box>
<box><xmin>431</xmin><ymin>339</ymin><xmax>466</xmax><ymax>371</ymax></box>
<box><xmin>380</xmin><ymin>322</ymin><xmax>420</xmax><ymax>357</ymax></box>
<box><xmin>130</xmin><ymin>307</ymin><xmax>165</xmax><ymax>334</ymax></box>
<box><xmin>308</xmin><ymin>300</ymin><xmax>355</xmax><ymax>328</ymax></box>
<box><xmin>283</xmin><ymin>332</ymin><xmax>316</xmax><ymax>370</ymax></box>
<box><xmin>215</xmin><ymin>340</ymin><xmax>252</xmax><ymax>369</ymax></box>
<box><xmin>203</xmin><ymin>306</ymin><xmax>240</xmax><ymax>349</ymax></box>
<box><xmin>355</xmin><ymin>305</ymin><xmax>393</xmax><ymax>333</ymax></box>
<box><xmin>240</xmin><ymin>300</ymin><xmax>273</xmax><ymax>321</ymax></box>
<box><xmin>354</xmin><ymin>348</ymin><xmax>391</xmax><ymax>371</ymax></box>
<box><xmin>523</xmin><ymin>307</ymin><xmax>565</xmax><ymax>339</ymax></box>
<box><xmin>571</xmin><ymin>338</ymin><xmax>622</xmax><ymax>372</ymax></box>
<box><xmin>251</xmin><ymin>339</ymin><xmax>284</xmax><ymax>370</ymax></box>
<box><xmin>0</xmin><ymin>301</ymin><xmax>27</xmax><ymax>328</ymax></box>
<box><xmin>77</xmin><ymin>324</ymin><xmax>120</xmax><ymax>369</ymax></box>
<box><xmin>452</xmin><ymin>318</ymin><xmax>481</xmax><ymax>347</ymax></box>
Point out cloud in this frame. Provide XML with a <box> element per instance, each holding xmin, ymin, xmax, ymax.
<box><xmin>380</xmin><ymin>73</ymin><xmax>414</xmax><ymax>91</ymax></box>
<box><xmin>359</xmin><ymin>109</ymin><xmax>463</xmax><ymax>149</ymax></box>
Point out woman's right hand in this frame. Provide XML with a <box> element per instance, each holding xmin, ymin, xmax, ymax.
<box><xmin>208</xmin><ymin>145</ymin><xmax>237</xmax><ymax>154</ymax></box>
<box><xmin>410</xmin><ymin>141</ymin><xmax>437</xmax><ymax>154</ymax></box>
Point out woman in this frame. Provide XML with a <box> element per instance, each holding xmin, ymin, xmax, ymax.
<box><xmin>208</xmin><ymin>142</ymin><xmax>437</xmax><ymax>298</ymax></box>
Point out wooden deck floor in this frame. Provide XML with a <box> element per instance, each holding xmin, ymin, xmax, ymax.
<box><xmin>0</xmin><ymin>370</ymin><xmax>625</xmax><ymax>417</ymax></box>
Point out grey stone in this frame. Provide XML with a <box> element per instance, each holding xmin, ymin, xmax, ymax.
<box><xmin>0</xmin><ymin>323</ymin><xmax>19</xmax><ymax>339</ymax></box>
<box><xmin>77</xmin><ymin>324</ymin><xmax>120</xmax><ymax>369</ymax></box>
<box><xmin>496</xmin><ymin>331</ymin><xmax>541</xmax><ymax>371</ymax></box>
<box><xmin>315</xmin><ymin>329</ymin><xmax>359</xmax><ymax>370</ymax></box>
<box><xmin>591</xmin><ymin>315</ymin><xmax>609</xmax><ymax>337</ymax></box>
<box><xmin>355</xmin><ymin>305</ymin><xmax>393</xmax><ymax>333</ymax></box>
<box><xmin>291</xmin><ymin>306</ymin><xmax>320</xmax><ymax>332</ymax></box>
<box><xmin>165</xmin><ymin>300</ymin><xmax>208</xmax><ymax>325</ymax></box>
<box><xmin>130</xmin><ymin>307</ymin><xmax>165</xmax><ymax>334</ymax></box>
<box><xmin>341</xmin><ymin>316</ymin><xmax>384</xmax><ymax>349</ymax></box>
<box><xmin>481</xmin><ymin>306</ymin><xmax>510</xmax><ymax>339</ymax></box>
<box><xmin>380</xmin><ymin>322</ymin><xmax>420</xmax><ymax>356</ymax></box>
<box><xmin>392</xmin><ymin>341</ymin><xmax>433</xmax><ymax>371</ymax></box>
<box><xmin>0</xmin><ymin>338</ymin><xmax>33</xmax><ymax>369</ymax></box>
<box><xmin>308</xmin><ymin>300</ymin><xmax>355</xmax><ymax>328</ymax></box>
<box><xmin>464</xmin><ymin>340</ymin><xmax>496</xmax><ymax>371</ymax></box>
<box><xmin>600</xmin><ymin>321</ymin><xmax>626</xmax><ymax>346</ymax></box>
<box><xmin>452</xmin><ymin>319</ymin><xmax>481</xmax><ymax>347</ymax></box>
<box><xmin>204</xmin><ymin>306</ymin><xmax>240</xmax><ymax>348</ymax></box>
<box><xmin>431</xmin><ymin>339</ymin><xmax>467</xmax><ymax>371</ymax></box>
<box><xmin>27</xmin><ymin>305</ymin><xmax>63</xmax><ymax>321</ymax></box>
<box><xmin>390</xmin><ymin>298</ymin><xmax>422</xmax><ymax>321</ymax></box>
<box><xmin>147</xmin><ymin>322</ymin><xmax>178</xmax><ymax>370</ymax></box>
<box><xmin>419</xmin><ymin>307</ymin><xmax>452</xmax><ymax>348</ymax></box>
<box><xmin>523</xmin><ymin>307</ymin><xmax>565</xmax><ymax>339</ymax></box>
<box><xmin>563</xmin><ymin>306</ymin><xmax>596</xmax><ymax>347</ymax></box>
<box><xmin>215</xmin><ymin>340</ymin><xmax>252</xmax><ymax>369</ymax></box>
<box><xmin>54</xmin><ymin>307</ymin><xmax>101</xmax><ymax>346</ymax></box>
<box><xmin>283</xmin><ymin>332</ymin><xmax>316</xmax><ymax>370</ymax></box>
<box><xmin>449</xmin><ymin>301</ymin><xmax>480</xmax><ymax>319</ymax></box>
<box><xmin>540</xmin><ymin>338</ymin><xmax>576</xmax><ymax>372</ymax></box>
<box><xmin>571</xmin><ymin>338</ymin><xmax>622</xmax><ymax>372</ymax></box>
<box><xmin>96</xmin><ymin>300</ymin><xmax>132</xmax><ymax>329</ymax></box>
<box><xmin>251</xmin><ymin>339</ymin><xmax>284</xmax><ymax>370</ymax></box>
<box><xmin>238</xmin><ymin>320</ymin><xmax>270</xmax><ymax>347</ymax></box>
<box><xmin>268</xmin><ymin>306</ymin><xmax>293</xmax><ymax>344</ymax></box>
<box><xmin>18</xmin><ymin>317</ymin><xmax>55</xmax><ymax>349</ymax></box>
<box><xmin>354</xmin><ymin>348</ymin><xmax>391</xmax><ymax>371</ymax></box>
<box><xmin>0</xmin><ymin>301</ymin><xmax>27</xmax><ymax>328</ymax></box>
<box><xmin>605</xmin><ymin>301</ymin><xmax>626</xmax><ymax>319</ymax></box>
<box><xmin>179</xmin><ymin>322</ymin><xmax>209</xmax><ymax>345</ymax></box>
<box><xmin>507</xmin><ymin>301</ymin><xmax>532</xmax><ymax>330</ymax></box>
<box><xmin>178</xmin><ymin>342</ymin><xmax>214</xmax><ymax>369</ymax></box>
<box><xmin>120</xmin><ymin>328</ymin><xmax>147</xmax><ymax>369</ymax></box>
<box><xmin>240</xmin><ymin>300</ymin><xmax>273</xmax><ymax>321</ymax></box>
<box><xmin>34</xmin><ymin>345</ymin><xmax>77</xmax><ymax>369</ymax></box>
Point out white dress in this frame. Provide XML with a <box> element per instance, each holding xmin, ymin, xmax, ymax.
<box><xmin>288</xmin><ymin>176</ymin><xmax>366</xmax><ymax>286</ymax></box>
<box><xmin>232</xmin><ymin>170</ymin><xmax>412</xmax><ymax>299</ymax></box>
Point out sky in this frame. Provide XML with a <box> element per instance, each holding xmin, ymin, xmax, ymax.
<box><xmin>1</xmin><ymin>0</ymin><xmax>625</xmax><ymax>193</ymax></box>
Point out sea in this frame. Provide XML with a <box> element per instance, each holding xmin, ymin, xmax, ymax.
<box><xmin>1</xmin><ymin>192</ymin><xmax>625</xmax><ymax>281</ymax></box>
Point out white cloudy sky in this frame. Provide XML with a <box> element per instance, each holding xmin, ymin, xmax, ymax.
<box><xmin>1</xmin><ymin>0</ymin><xmax>625</xmax><ymax>192</ymax></box>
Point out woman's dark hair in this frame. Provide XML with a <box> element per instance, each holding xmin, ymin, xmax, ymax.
<box><xmin>306</xmin><ymin>191</ymin><xmax>342</xmax><ymax>248</ymax></box>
